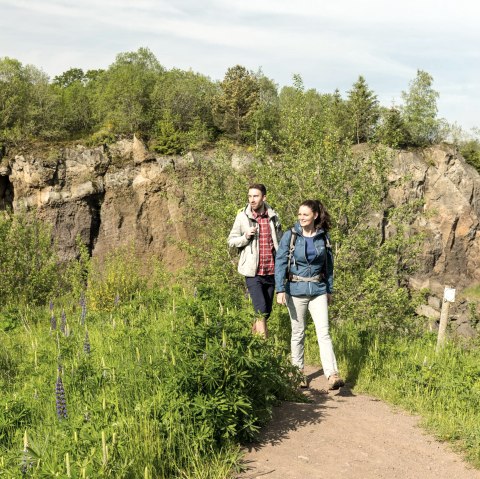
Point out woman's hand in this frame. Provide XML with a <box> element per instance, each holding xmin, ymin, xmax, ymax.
<box><xmin>327</xmin><ymin>293</ymin><xmax>333</xmax><ymax>305</ymax></box>
<box><xmin>277</xmin><ymin>292</ymin><xmax>286</xmax><ymax>305</ymax></box>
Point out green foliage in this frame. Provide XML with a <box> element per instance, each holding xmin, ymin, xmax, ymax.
<box><xmin>151</xmin><ymin>68</ymin><xmax>217</xmax><ymax>133</ymax></box>
<box><xmin>93</xmin><ymin>48</ymin><xmax>164</xmax><ymax>135</ymax></box>
<box><xmin>64</xmin><ymin>236</ymin><xmax>91</xmax><ymax>302</ymax></box>
<box><xmin>401</xmin><ymin>70</ymin><xmax>441</xmax><ymax>146</ymax></box>
<box><xmin>376</xmin><ymin>106</ymin><xmax>411</xmax><ymax>148</ymax></box>
<box><xmin>212</xmin><ymin>65</ymin><xmax>261</xmax><ymax>142</ymax></box>
<box><xmin>460</xmin><ymin>139</ymin><xmax>480</xmax><ymax>172</ymax></box>
<box><xmin>86</xmin><ymin>244</ymin><xmax>148</xmax><ymax>311</ymax></box>
<box><xmin>151</xmin><ymin>110</ymin><xmax>184</xmax><ymax>155</ymax></box>
<box><xmin>52</xmin><ymin>67</ymin><xmax>86</xmax><ymax>88</ymax></box>
<box><xmin>347</xmin><ymin>75</ymin><xmax>379</xmax><ymax>144</ymax></box>
<box><xmin>0</xmin><ymin>211</ymin><xmax>58</xmax><ymax>309</ymax></box>
<box><xmin>0</xmin><ymin>276</ymin><xmax>297</xmax><ymax>477</ymax></box>
<box><xmin>1</xmin><ymin>52</ymin><xmax>456</xmax><ymax>151</ymax></box>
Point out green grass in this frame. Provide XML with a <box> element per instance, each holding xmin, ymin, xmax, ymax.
<box><xmin>0</xmin><ymin>288</ymin><xmax>299</xmax><ymax>478</ymax></box>
<box><xmin>461</xmin><ymin>284</ymin><xmax>480</xmax><ymax>301</ymax></box>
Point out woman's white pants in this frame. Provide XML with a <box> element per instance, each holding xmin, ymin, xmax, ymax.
<box><xmin>286</xmin><ymin>293</ymin><xmax>339</xmax><ymax>378</ymax></box>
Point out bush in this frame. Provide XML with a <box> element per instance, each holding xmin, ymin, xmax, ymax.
<box><xmin>86</xmin><ymin>244</ymin><xmax>148</xmax><ymax>311</ymax></box>
<box><xmin>0</xmin><ymin>211</ymin><xmax>59</xmax><ymax>308</ymax></box>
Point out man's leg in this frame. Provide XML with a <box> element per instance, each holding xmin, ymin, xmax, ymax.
<box><xmin>255</xmin><ymin>275</ymin><xmax>275</xmax><ymax>337</ymax></box>
<box><xmin>245</xmin><ymin>276</ymin><xmax>270</xmax><ymax>337</ymax></box>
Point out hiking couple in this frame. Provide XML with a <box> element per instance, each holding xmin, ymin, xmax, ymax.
<box><xmin>228</xmin><ymin>184</ymin><xmax>344</xmax><ymax>390</ymax></box>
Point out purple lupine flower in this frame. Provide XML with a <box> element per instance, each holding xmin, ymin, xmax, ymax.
<box><xmin>114</xmin><ymin>293</ymin><xmax>120</xmax><ymax>307</ymax></box>
<box><xmin>49</xmin><ymin>300</ymin><xmax>54</xmax><ymax>312</ymax></box>
<box><xmin>83</xmin><ymin>331</ymin><xmax>91</xmax><ymax>354</ymax></box>
<box><xmin>193</xmin><ymin>287</ymin><xmax>198</xmax><ymax>298</ymax></box>
<box><xmin>50</xmin><ymin>313</ymin><xmax>57</xmax><ymax>331</ymax></box>
<box><xmin>60</xmin><ymin>310</ymin><xmax>66</xmax><ymax>335</ymax></box>
<box><xmin>80</xmin><ymin>293</ymin><xmax>87</xmax><ymax>326</ymax></box>
<box><xmin>80</xmin><ymin>303</ymin><xmax>86</xmax><ymax>326</ymax></box>
<box><xmin>55</xmin><ymin>374</ymin><xmax>68</xmax><ymax>420</ymax></box>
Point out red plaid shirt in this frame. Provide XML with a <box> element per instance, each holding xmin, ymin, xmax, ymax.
<box><xmin>253</xmin><ymin>209</ymin><xmax>275</xmax><ymax>275</ymax></box>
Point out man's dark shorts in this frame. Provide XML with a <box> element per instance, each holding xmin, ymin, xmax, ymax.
<box><xmin>245</xmin><ymin>274</ymin><xmax>275</xmax><ymax>319</ymax></box>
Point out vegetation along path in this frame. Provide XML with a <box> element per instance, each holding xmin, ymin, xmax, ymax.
<box><xmin>238</xmin><ymin>365</ymin><xmax>480</xmax><ymax>479</ymax></box>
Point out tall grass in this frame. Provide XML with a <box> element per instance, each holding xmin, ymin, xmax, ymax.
<box><xmin>0</xmin><ymin>284</ymin><xmax>300</xmax><ymax>478</ymax></box>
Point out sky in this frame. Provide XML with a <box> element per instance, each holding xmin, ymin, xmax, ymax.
<box><xmin>1</xmin><ymin>0</ymin><xmax>479</xmax><ymax>131</ymax></box>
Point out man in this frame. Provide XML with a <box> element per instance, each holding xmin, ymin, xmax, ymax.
<box><xmin>228</xmin><ymin>184</ymin><xmax>282</xmax><ymax>337</ymax></box>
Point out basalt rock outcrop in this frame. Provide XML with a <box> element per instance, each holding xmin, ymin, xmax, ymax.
<box><xmin>1</xmin><ymin>140</ymin><xmax>479</xmax><ymax>333</ymax></box>
<box><xmin>0</xmin><ymin>137</ymin><xmax>190</xmax><ymax>270</ymax></box>
<box><xmin>387</xmin><ymin>145</ymin><xmax>480</xmax><ymax>335</ymax></box>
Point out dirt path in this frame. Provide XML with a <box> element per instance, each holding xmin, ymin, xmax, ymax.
<box><xmin>238</xmin><ymin>366</ymin><xmax>480</xmax><ymax>479</ymax></box>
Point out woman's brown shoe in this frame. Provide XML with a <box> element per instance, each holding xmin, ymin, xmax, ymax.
<box><xmin>328</xmin><ymin>374</ymin><xmax>345</xmax><ymax>390</ymax></box>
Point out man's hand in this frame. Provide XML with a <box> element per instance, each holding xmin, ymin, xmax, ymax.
<box><xmin>277</xmin><ymin>292</ymin><xmax>286</xmax><ymax>305</ymax></box>
<box><xmin>245</xmin><ymin>225</ymin><xmax>258</xmax><ymax>239</ymax></box>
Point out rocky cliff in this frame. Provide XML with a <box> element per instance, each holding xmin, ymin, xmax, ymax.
<box><xmin>387</xmin><ymin>145</ymin><xmax>480</xmax><ymax>334</ymax></box>
<box><xmin>0</xmin><ymin>137</ymin><xmax>190</xmax><ymax>270</ymax></box>
<box><xmin>1</xmin><ymin>140</ymin><xmax>479</xmax><ymax>333</ymax></box>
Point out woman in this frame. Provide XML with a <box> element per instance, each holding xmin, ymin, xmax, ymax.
<box><xmin>275</xmin><ymin>199</ymin><xmax>344</xmax><ymax>390</ymax></box>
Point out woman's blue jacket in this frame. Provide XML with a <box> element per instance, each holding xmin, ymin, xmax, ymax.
<box><xmin>274</xmin><ymin>222</ymin><xmax>334</xmax><ymax>296</ymax></box>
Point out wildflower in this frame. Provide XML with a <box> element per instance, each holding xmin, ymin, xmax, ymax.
<box><xmin>50</xmin><ymin>313</ymin><xmax>57</xmax><ymax>331</ymax></box>
<box><xmin>49</xmin><ymin>300</ymin><xmax>54</xmax><ymax>312</ymax></box>
<box><xmin>55</xmin><ymin>372</ymin><xmax>68</xmax><ymax>420</ymax></box>
<box><xmin>80</xmin><ymin>293</ymin><xmax>87</xmax><ymax>326</ymax></box>
<box><xmin>83</xmin><ymin>330</ymin><xmax>91</xmax><ymax>354</ymax></box>
<box><xmin>114</xmin><ymin>293</ymin><xmax>120</xmax><ymax>307</ymax></box>
<box><xmin>60</xmin><ymin>310</ymin><xmax>66</xmax><ymax>335</ymax></box>
<box><xmin>20</xmin><ymin>430</ymin><xmax>29</xmax><ymax>476</ymax></box>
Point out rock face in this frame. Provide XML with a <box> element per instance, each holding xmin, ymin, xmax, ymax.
<box><xmin>0</xmin><ymin>138</ymin><xmax>189</xmax><ymax>270</ymax></box>
<box><xmin>387</xmin><ymin>145</ymin><xmax>480</xmax><ymax>335</ymax></box>
<box><xmin>1</xmin><ymin>141</ymin><xmax>479</xmax><ymax>333</ymax></box>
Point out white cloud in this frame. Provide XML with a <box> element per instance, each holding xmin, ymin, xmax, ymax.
<box><xmin>0</xmin><ymin>0</ymin><xmax>479</xmax><ymax>128</ymax></box>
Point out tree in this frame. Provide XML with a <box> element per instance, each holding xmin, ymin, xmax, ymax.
<box><xmin>53</xmin><ymin>68</ymin><xmax>85</xmax><ymax>87</ymax></box>
<box><xmin>212</xmin><ymin>65</ymin><xmax>260</xmax><ymax>142</ymax></box>
<box><xmin>0</xmin><ymin>57</ymin><xmax>31</xmax><ymax>140</ymax></box>
<box><xmin>377</xmin><ymin>106</ymin><xmax>410</xmax><ymax>148</ymax></box>
<box><xmin>322</xmin><ymin>89</ymin><xmax>351</xmax><ymax>143</ymax></box>
<box><xmin>401</xmin><ymin>70</ymin><xmax>440</xmax><ymax>146</ymax></box>
<box><xmin>347</xmin><ymin>76</ymin><xmax>379</xmax><ymax>144</ymax></box>
<box><xmin>248</xmin><ymin>70</ymin><xmax>279</xmax><ymax>148</ymax></box>
<box><xmin>93</xmin><ymin>47</ymin><xmax>165</xmax><ymax>135</ymax></box>
<box><xmin>151</xmin><ymin>69</ymin><xmax>216</xmax><ymax>132</ymax></box>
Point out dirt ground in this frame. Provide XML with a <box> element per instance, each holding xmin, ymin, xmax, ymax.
<box><xmin>238</xmin><ymin>365</ymin><xmax>480</xmax><ymax>479</ymax></box>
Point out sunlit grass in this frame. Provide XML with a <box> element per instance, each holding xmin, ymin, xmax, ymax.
<box><xmin>0</xmin><ymin>288</ymin><xmax>298</xmax><ymax>478</ymax></box>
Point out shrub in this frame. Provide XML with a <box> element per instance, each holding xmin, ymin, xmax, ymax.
<box><xmin>0</xmin><ymin>211</ymin><xmax>59</xmax><ymax>308</ymax></box>
<box><xmin>86</xmin><ymin>244</ymin><xmax>148</xmax><ymax>311</ymax></box>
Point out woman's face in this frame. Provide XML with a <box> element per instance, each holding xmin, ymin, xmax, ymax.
<box><xmin>298</xmin><ymin>205</ymin><xmax>318</xmax><ymax>229</ymax></box>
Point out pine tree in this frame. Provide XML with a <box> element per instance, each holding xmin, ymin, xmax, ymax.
<box><xmin>347</xmin><ymin>76</ymin><xmax>379</xmax><ymax>144</ymax></box>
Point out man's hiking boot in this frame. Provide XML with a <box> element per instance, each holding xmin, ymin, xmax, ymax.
<box><xmin>328</xmin><ymin>374</ymin><xmax>345</xmax><ymax>390</ymax></box>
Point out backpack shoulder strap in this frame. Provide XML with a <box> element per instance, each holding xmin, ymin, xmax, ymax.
<box><xmin>287</xmin><ymin>227</ymin><xmax>297</xmax><ymax>274</ymax></box>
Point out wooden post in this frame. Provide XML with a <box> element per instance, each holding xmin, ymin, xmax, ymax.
<box><xmin>436</xmin><ymin>286</ymin><xmax>456</xmax><ymax>353</ymax></box>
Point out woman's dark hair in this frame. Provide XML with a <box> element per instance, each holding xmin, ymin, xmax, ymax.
<box><xmin>300</xmin><ymin>199</ymin><xmax>331</xmax><ymax>230</ymax></box>
<box><xmin>249</xmin><ymin>183</ymin><xmax>267</xmax><ymax>196</ymax></box>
